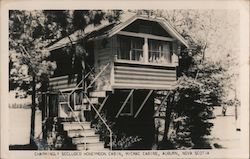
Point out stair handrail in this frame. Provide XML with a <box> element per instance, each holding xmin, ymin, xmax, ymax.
<box><xmin>58</xmin><ymin>69</ymin><xmax>94</xmax><ymax>150</ymax></box>
<box><xmin>58</xmin><ymin>66</ymin><xmax>95</xmax><ymax>123</ymax></box>
<box><xmin>57</xmin><ymin>62</ymin><xmax>111</xmax><ymax>150</ymax></box>
<box><xmin>59</xmin><ymin>62</ymin><xmax>109</xmax><ymax>123</ymax></box>
<box><xmin>84</xmin><ymin>94</ymin><xmax>113</xmax><ymax>150</ymax></box>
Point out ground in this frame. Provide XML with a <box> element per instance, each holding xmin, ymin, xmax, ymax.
<box><xmin>208</xmin><ymin>106</ymin><xmax>241</xmax><ymax>149</ymax></box>
<box><xmin>156</xmin><ymin>106</ymin><xmax>241</xmax><ymax>150</ymax></box>
<box><xmin>9</xmin><ymin>105</ymin><xmax>241</xmax><ymax>150</ymax></box>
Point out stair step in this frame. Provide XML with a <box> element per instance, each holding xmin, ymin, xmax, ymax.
<box><xmin>158</xmin><ymin>108</ymin><xmax>166</xmax><ymax>111</ymax></box>
<box><xmin>58</xmin><ymin>117</ymin><xmax>75</xmax><ymax>122</ymax></box>
<box><xmin>89</xmin><ymin>91</ymin><xmax>106</xmax><ymax>98</ymax></box>
<box><xmin>62</xmin><ymin>122</ymin><xmax>91</xmax><ymax>130</ymax></box>
<box><xmin>67</xmin><ymin>110</ymin><xmax>82</xmax><ymax>119</ymax></box>
<box><xmin>74</xmin><ymin>105</ymin><xmax>83</xmax><ymax>111</ymax></box>
<box><xmin>67</xmin><ymin>129</ymin><xmax>96</xmax><ymax>137</ymax></box>
<box><xmin>83</xmin><ymin>98</ymin><xmax>99</xmax><ymax>104</ymax></box>
<box><xmin>153</xmin><ymin>116</ymin><xmax>165</xmax><ymax>118</ymax></box>
<box><xmin>74</xmin><ymin>105</ymin><xmax>91</xmax><ymax>111</ymax></box>
<box><xmin>76</xmin><ymin>142</ymin><xmax>105</xmax><ymax>150</ymax></box>
<box><xmin>72</xmin><ymin>135</ymin><xmax>100</xmax><ymax>144</ymax></box>
<box><xmin>59</xmin><ymin>101</ymin><xmax>69</xmax><ymax>105</ymax></box>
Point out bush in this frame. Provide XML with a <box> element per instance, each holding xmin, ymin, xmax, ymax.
<box><xmin>167</xmin><ymin>76</ymin><xmax>215</xmax><ymax>149</ymax></box>
<box><xmin>166</xmin><ymin>57</ymin><xmax>229</xmax><ymax>149</ymax></box>
<box><xmin>92</xmin><ymin>112</ymin><xmax>142</xmax><ymax>150</ymax></box>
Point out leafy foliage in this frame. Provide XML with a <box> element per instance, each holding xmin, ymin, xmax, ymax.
<box><xmin>9</xmin><ymin>10</ymin><xmax>57</xmax><ymax>92</ymax></box>
<box><xmin>165</xmin><ymin>53</ymin><xmax>235</xmax><ymax>149</ymax></box>
<box><xmin>92</xmin><ymin>112</ymin><xmax>142</xmax><ymax>150</ymax></box>
<box><xmin>9</xmin><ymin>10</ymin><xmax>122</xmax><ymax>93</ymax></box>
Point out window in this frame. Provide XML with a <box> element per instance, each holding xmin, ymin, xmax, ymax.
<box><xmin>116</xmin><ymin>35</ymin><xmax>172</xmax><ymax>64</ymax></box>
<box><xmin>130</xmin><ymin>37</ymin><xmax>143</xmax><ymax>61</ymax></box>
<box><xmin>119</xmin><ymin>90</ymin><xmax>133</xmax><ymax>116</ymax></box>
<box><xmin>117</xmin><ymin>35</ymin><xmax>143</xmax><ymax>61</ymax></box>
<box><xmin>148</xmin><ymin>39</ymin><xmax>172</xmax><ymax>63</ymax></box>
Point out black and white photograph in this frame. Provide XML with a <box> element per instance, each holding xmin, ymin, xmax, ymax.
<box><xmin>1</xmin><ymin>1</ymin><xmax>249</xmax><ymax>159</ymax></box>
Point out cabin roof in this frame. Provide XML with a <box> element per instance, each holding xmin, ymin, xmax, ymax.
<box><xmin>47</xmin><ymin>12</ymin><xmax>189</xmax><ymax>51</ymax></box>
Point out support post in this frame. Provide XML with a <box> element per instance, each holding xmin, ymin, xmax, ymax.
<box><xmin>95</xmin><ymin>95</ymin><xmax>110</xmax><ymax>119</ymax></box>
<box><xmin>115</xmin><ymin>89</ymin><xmax>134</xmax><ymax>118</ymax></box>
<box><xmin>134</xmin><ymin>90</ymin><xmax>153</xmax><ymax>118</ymax></box>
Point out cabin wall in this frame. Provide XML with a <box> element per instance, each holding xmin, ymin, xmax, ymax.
<box><xmin>93</xmin><ymin>37</ymin><xmax>116</xmax><ymax>90</ymax></box>
<box><xmin>122</xmin><ymin>19</ymin><xmax>171</xmax><ymax>37</ymax></box>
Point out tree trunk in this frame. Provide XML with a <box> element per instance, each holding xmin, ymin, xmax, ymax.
<box><xmin>158</xmin><ymin>93</ymin><xmax>174</xmax><ymax>149</ymax></box>
<box><xmin>30</xmin><ymin>76</ymin><xmax>36</xmax><ymax>143</ymax></box>
<box><xmin>162</xmin><ymin>94</ymin><xmax>173</xmax><ymax>141</ymax></box>
<box><xmin>202</xmin><ymin>43</ymin><xmax>207</xmax><ymax>62</ymax></box>
<box><xmin>82</xmin><ymin>54</ymin><xmax>86</xmax><ymax>93</ymax></box>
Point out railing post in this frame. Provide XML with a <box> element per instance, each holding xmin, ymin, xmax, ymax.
<box><xmin>110</xmin><ymin>132</ymin><xmax>112</xmax><ymax>150</ymax></box>
<box><xmin>143</xmin><ymin>37</ymin><xmax>148</xmax><ymax>63</ymax></box>
<box><xmin>110</xmin><ymin>62</ymin><xmax>115</xmax><ymax>86</ymax></box>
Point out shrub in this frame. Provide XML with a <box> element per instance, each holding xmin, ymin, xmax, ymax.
<box><xmin>92</xmin><ymin>112</ymin><xmax>142</xmax><ymax>150</ymax></box>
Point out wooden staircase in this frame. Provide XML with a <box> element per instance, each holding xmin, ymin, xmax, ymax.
<box><xmin>58</xmin><ymin>89</ymin><xmax>112</xmax><ymax>151</ymax></box>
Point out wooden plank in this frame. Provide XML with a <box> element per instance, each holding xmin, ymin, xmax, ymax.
<box><xmin>89</xmin><ymin>91</ymin><xmax>107</xmax><ymax>98</ymax></box>
<box><xmin>49</xmin><ymin>74</ymin><xmax>78</xmax><ymax>82</ymax></box>
<box><xmin>115</xmin><ymin>79</ymin><xmax>176</xmax><ymax>85</ymax></box>
<box><xmin>83</xmin><ymin>98</ymin><xmax>99</xmax><ymax>104</ymax></box>
<box><xmin>50</xmin><ymin>83</ymin><xmax>76</xmax><ymax>88</ymax></box>
<box><xmin>49</xmin><ymin>75</ymin><xmax>70</xmax><ymax>82</ymax></box>
<box><xmin>59</xmin><ymin>87</ymin><xmax>83</xmax><ymax>93</ymax></box>
<box><xmin>114</xmin><ymin>66</ymin><xmax>176</xmax><ymax>74</ymax></box>
<box><xmin>115</xmin><ymin>89</ymin><xmax>134</xmax><ymax>118</ymax></box>
<box><xmin>114</xmin><ymin>59</ymin><xmax>178</xmax><ymax>67</ymax></box>
<box><xmin>98</xmin><ymin>50</ymin><xmax>111</xmax><ymax>56</ymax></box>
<box><xmin>99</xmin><ymin>54</ymin><xmax>111</xmax><ymax>61</ymax></box>
<box><xmin>112</xmin><ymin>83</ymin><xmax>172</xmax><ymax>90</ymax></box>
<box><xmin>134</xmin><ymin>90</ymin><xmax>153</xmax><ymax>118</ymax></box>
<box><xmin>49</xmin><ymin>79</ymin><xmax>78</xmax><ymax>86</ymax></box>
<box><xmin>117</xmin><ymin>31</ymin><xmax>174</xmax><ymax>42</ymax></box>
<box><xmin>114</xmin><ymin>70</ymin><xmax>176</xmax><ymax>77</ymax></box>
<box><xmin>97</xmin><ymin>48</ymin><xmax>112</xmax><ymax>53</ymax></box>
<box><xmin>115</xmin><ymin>74</ymin><xmax>176</xmax><ymax>81</ymax></box>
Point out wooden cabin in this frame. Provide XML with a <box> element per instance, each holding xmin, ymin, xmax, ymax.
<box><xmin>43</xmin><ymin>14</ymin><xmax>189</xmax><ymax>150</ymax></box>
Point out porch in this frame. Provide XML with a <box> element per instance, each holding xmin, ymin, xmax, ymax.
<box><xmin>109</xmin><ymin>32</ymin><xmax>179</xmax><ymax>90</ymax></box>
